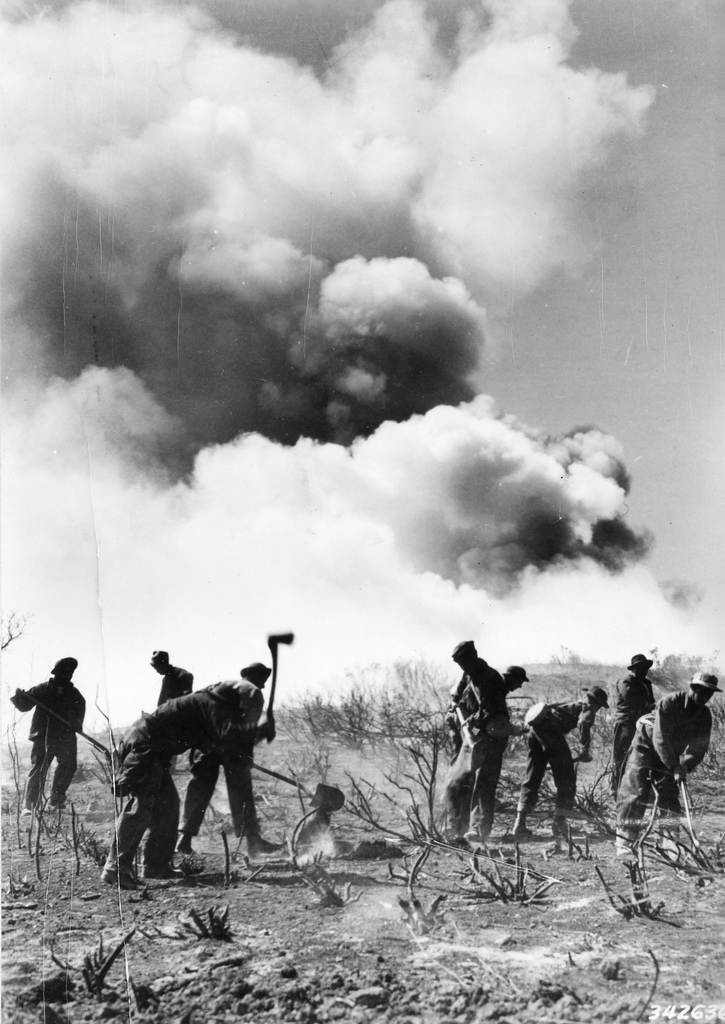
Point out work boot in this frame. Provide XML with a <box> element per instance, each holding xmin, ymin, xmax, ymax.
<box><xmin>246</xmin><ymin>836</ymin><xmax>281</xmax><ymax>859</ymax></box>
<box><xmin>101</xmin><ymin>868</ymin><xmax>137</xmax><ymax>891</ymax></box>
<box><xmin>511</xmin><ymin>812</ymin><xmax>533</xmax><ymax>839</ymax></box>
<box><xmin>615</xmin><ymin>834</ymin><xmax>635</xmax><ymax>859</ymax></box>
<box><xmin>176</xmin><ymin>833</ymin><xmax>194</xmax><ymax>856</ymax></box>
<box><xmin>21</xmin><ymin>808</ymin><xmax>33</xmax><ymax>817</ymax></box>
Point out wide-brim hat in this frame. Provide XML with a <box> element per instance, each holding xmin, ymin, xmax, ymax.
<box><xmin>586</xmin><ymin>686</ymin><xmax>609</xmax><ymax>709</ymax></box>
<box><xmin>690</xmin><ymin>671</ymin><xmax>721</xmax><ymax>693</ymax></box>
<box><xmin>452</xmin><ymin>640</ymin><xmax>476</xmax><ymax>661</ymax></box>
<box><xmin>627</xmin><ymin>654</ymin><xmax>653</xmax><ymax>672</ymax></box>
<box><xmin>151</xmin><ymin>650</ymin><xmax>170</xmax><ymax>667</ymax></box>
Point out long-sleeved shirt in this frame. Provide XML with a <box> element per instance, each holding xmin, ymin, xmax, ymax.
<box><xmin>157</xmin><ymin>665</ymin><xmax>194</xmax><ymax>706</ymax></box>
<box><xmin>540</xmin><ymin>701</ymin><xmax>598</xmax><ymax>753</ymax></box>
<box><xmin>651</xmin><ymin>691</ymin><xmax>711</xmax><ymax>772</ymax></box>
<box><xmin>122</xmin><ymin>681</ymin><xmax>264</xmax><ymax>764</ymax></box>
<box><xmin>10</xmin><ymin>680</ymin><xmax>86</xmax><ymax>743</ymax></box>
<box><xmin>613</xmin><ymin>673</ymin><xmax>655</xmax><ymax>723</ymax></box>
<box><xmin>451</xmin><ymin>659</ymin><xmax>509</xmax><ymax>729</ymax></box>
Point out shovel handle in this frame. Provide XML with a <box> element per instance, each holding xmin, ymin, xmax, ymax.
<box><xmin>17</xmin><ymin>694</ymin><xmax>113</xmax><ymax>760</ymax></box>
<box><xmin>248</xmin><ymin>760</ymin><xmax>313</xmax><ymax>800</ymax></box>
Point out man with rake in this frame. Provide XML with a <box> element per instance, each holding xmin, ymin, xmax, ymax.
<box><xmin>615</xmin><ymin>671</ymin><xmax>719</xmax><ymax>855</ymax></box>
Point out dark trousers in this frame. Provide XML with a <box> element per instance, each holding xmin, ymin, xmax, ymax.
<box><xmin>616</xmin><ymin>726</ymin><xmax>680</xmax><ymax>839</ymax></box>
<box><xmin>180</xmin><ymin>750</ymin><xmax>259</xmax><ymax>839</ymax></box>
<box><xmin>25</xmin><ymin>735</ymin><xmax>78</xmax><ymax>809</ymax></box>
<box><xmin>517</xmin><ymin>729</ymin><xmax>576</xmax><ymax>818</ymax></box>
<box><xmin>611</xmin><ymin>717</ymin><xmax>637</xmax><ymax>796</ymax></box>
<box><xmin>104</xmin><ymin>758</ymin><xmax>180</xmax><ymax>875</ymax></box>
<box><xmin>443</xmin><ymin>734</ymin><xmax>506</xmax><ymax>837</ymax></box>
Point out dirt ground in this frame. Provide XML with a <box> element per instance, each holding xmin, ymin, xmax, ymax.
<box><xmin>3</xmin><ymin>731</ymin><xmax>725</xmax><ymax>1024</ymax></box>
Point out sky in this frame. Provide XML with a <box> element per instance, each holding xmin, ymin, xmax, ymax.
<box><xmin>1</xmin><ymin>0</ymin><xmax>723</xmax><ymax>731</ymax></box>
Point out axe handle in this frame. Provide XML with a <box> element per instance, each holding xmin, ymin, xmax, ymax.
<box><xmin>17</xmin><ymin>694</ymin><xmax>113</xmax><ymax>760</ymax></box>
<box><xmin>267</xmin><ymin>644</ymin><xmax>279</xmax><ymax>718</ymax></box>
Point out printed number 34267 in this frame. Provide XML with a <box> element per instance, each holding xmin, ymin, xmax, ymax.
<box><xmin>649</xmin><ymin>1008</ymin><xmax>725</xmax><ymax>1021</ymax></box>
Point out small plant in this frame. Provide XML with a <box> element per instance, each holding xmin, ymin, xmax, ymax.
<box><xmin>295</xmin><ymin>856</ymin><xmax>362</xmax><ymax>907</ymax></box>
<box><xmin>461</xmin><ymin>845</ymin><xmax>560</xmax><ymax>906</ymax></box>
<box><xmin>51</xmin><ymin>929</ymin><xmax>136</xmax><ymax>997</ymax></box>
<box><xmin>179</xmin><ymin>905</ymin><xmax>233</xmax><ymax>941</ymax></box>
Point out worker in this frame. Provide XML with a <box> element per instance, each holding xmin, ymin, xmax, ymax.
<box><xmin>443</xmin><ymin>641</ymin><xmax>527</xmax><ymax>844</ymax></box>
<box><xmin>512</xmin><ymin>686</ymin><xmax>609</xmax><ymax>843</ymax></box>
<box><xmin>10</xmin><ymin>657</ymin><xmax>86</xmax><ymax>814</ymax></box>
<box><xmin>101</xmin><ymin>674</ymin><xmax>275</xmax><ymax>890</ymax></box>
<box><xmin>176</xmin><ymin>663</ymin><xmax>280</xmax><ymax>858</ymax></box>
<box><xmin>611</xmin><ymin>653</ymin><xmax>656</xmax><ymax>798</ymax></box>
<box><xmin>150</xmin><ymin>651</ymin><xmax>193</xmax><ymax>706</ymax></box>
<box><xmin>616</xmin><ymin>672</ymin><xmax>719</xmax><ymax>854</ymax></box>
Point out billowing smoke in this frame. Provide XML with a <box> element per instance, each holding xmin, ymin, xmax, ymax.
<box><xmin>1</xmin><ymin>368</ymin><xmax>711</xmax><ymax>725</ymax></box>
<box><xmin>2</xmin><ymin>0</ymin><xmax>652</xmax><ymax>450</ymax></box>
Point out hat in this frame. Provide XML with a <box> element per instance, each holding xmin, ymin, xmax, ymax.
<box><xmin>151</xmin><ymin>650</ymin><xmax>170</xmax><ymax>667</ymax></box>
<box><xmin>51</xmin><ymin>657</ymin><xmax>78</xmax><ymax>678</ymax></box>
<box><xmin>240</xmin><ymin>662</ymin><xmax>272</xmax><ymax>683</ymax></box>
<box><xmin>524</xmin><ymin>702</ymin><xmax>549</xmax><ymax>727</ymax></box>
<box><xmin>690</xmin><ymin>672</ymin><xmax>721</xmax><ymax>693</ymax></box>
<box><xmin>503</xmin><ymin>665</ymin><xmax>529</xmax><ymax>682</ymax></box>
<box><xmin>586</xmin><ymin>686</ymin><xmax>609</xmax><ymax>709</ymax></box>
<box><xmin>452</xmin><ymin>640</ymin><xmax>477</xmax><ymax>661</ymax></box>
<box><xmin>627</xmin><ymin>654</ymin><xmax>653</xmax><ymax>672</ymax></box>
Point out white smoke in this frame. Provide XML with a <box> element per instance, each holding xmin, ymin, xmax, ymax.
<box><xmin>1</xmin><ymin>368</ymin><xmax>714</xmax><ymax>728</ymax></box>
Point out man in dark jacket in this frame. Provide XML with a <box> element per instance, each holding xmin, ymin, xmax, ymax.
<box><xmin>10</xmin><ymin>657</ymin><xmax>86</xmax><ymax>813</ymax></box>
<box><xmin>101</xmin><ymin>675</ymin><xmax>275</xmax><ymax>890</ymax></box>
<box><xmin>512</xmin><ymin>686</ymin><xmax>609</xmax><ymax>842</ymax></box>
<box><xmin>616</xmin><ymin>672</ymin><xmax>719</xmax><ymax>853</ymax></box>
<box><xmin>611</xmin><ymin>653</ymin><xmax>656</xmax><ymax>797</ymax></box>
<box><xmin>150</xmin><ymin>651</ymin><xmax>193</xmax><ymax>706</ymax></box>
<box><xmin>176</xmin><ymin>663</ymin><xmax>280</xmax><ymax>858</ymax></box>
<box><xmin>444</xmin><ymin>641</ymin><xmax>527</xmax><ymax>843</ymax></box>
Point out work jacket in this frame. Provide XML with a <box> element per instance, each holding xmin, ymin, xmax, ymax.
<box><xmin>157</xmin><ymin>665</ymin><xmax>194</xmax><ymax>706</ymax></box>
<box><xmin>452</xmin><ymin>659</ymin><xmax>509</xmax><ymax>731</ymax></box>
<box><xmin>648</xmin><ymin>691</ymin><xmax>711</xmax><ymax>773</ymax></box>
<box><xmin>11</xmin><ymin>679</ymin><xmax>86</xmax><ymax>744</ymax></box>
<box><xmin>537</xmin><ymin>701</ymin><xmax>598</xmax><ymax>755</ymax></box>
<box><xmin>613</xmin><ymin>673</ymin><xmax>655</xmax><ymax>723</ymax></box>
<box><xmin>116</xmin><ymin>681</ymin><xmax>266</xmax><ymax>792</ymax></box>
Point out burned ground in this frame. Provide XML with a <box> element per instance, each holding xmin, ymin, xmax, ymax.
<box><xmin>3</xmin><ymin>663</ymin><xmax>725</xmax><ymax>1024</ymax></box>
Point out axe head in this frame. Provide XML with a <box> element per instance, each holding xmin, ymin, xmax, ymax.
<box><xmin>268</xmin><ymin>632</ymin><xmax>295</xmax><ymax>650</ymax></box>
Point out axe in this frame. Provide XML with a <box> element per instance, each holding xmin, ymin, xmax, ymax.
<box><xmin>265</xmin><ymin>632</ymin><xmax>294</xmax><ymax>729</ymax></box>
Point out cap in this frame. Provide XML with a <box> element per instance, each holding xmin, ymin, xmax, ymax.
<box><xmin>503</xmin><ymin>665</ymin><xmax>529</xmax><ymax>682</ymax></box>
<box><xmin>627</xmin><ymin>654</ymin><xmax>653</xmax><ymax>672</ymax></box>
<box><xmin>690</xmin><ymin>672</ymin><xmax>721</xmax><ymax>693</ymax></box>
<box><xmin>452</xmin><ymin>640</ymin><xmax>477</xmax><ymax>662</ymax></box>
<box><xmin>586</xmin><ymin>686</ymin><xmax>609</xmax><ymax>709</ymax></box>
<box><xmin>151</xmin><ymin>650</ymin><xmax>170</xmax><ymax>667</ymax></box>
<box><xmin>51</xmin><ymin>657</ymin><xmax>78</xmax><ymax>678</ymax></box>
<box><xmin>240</xmin><ymin>662</ymin><xmax>272</xmax><ymax>683</ymax></box>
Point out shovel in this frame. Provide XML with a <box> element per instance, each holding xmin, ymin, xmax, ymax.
<box><xmin>248</xmin><ymin>760</ymin><xmax>344</xmax><ymax>813</ymax></box>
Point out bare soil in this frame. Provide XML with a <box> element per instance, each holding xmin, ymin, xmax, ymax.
<box><xmin>3</xmin><ymin>732</ymin><xmax>725</xmax><ymax>1024</ymax></box>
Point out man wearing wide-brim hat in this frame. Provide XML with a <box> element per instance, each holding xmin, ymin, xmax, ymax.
<box><xmin>611</xmin><ymin>653</ymin><xmax>656</xmax><ymax>799</ymax></box>
<box><xmin>616</xmin><ymin>672</ymin><xmax>720</xmax><ymax>854</ymax></box>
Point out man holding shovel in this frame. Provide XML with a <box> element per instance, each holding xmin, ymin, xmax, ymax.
<box><xmin>101</xmin><ymin>673</ymin><xmax>276</xmax><ymax>889</ymax></box>
<box><xmin>616</xmin><ymin>672</ymin><xmax>719</xmax><ymax>855</ymax></box>
<box><xmin>176</xmin><ymin>663</ymin><xmax>281</xmax><ymax>859</ymax></box>
<box><xmin>11</xmin><ymin>657</ymin><xmax>86</xmax><ymax>813</ymax></box>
